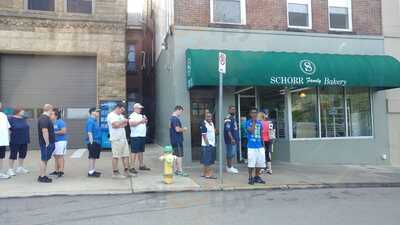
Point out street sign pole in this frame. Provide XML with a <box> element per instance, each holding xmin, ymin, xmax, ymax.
<box><xmin>218</xmin><ymin>71</ymin><xmax>223</xmax><ymax>185</ymax></box>
<box><xmin>218</xmin><ymin>52</ymin><xmax>226</xmax><ymax>185</ymax></box>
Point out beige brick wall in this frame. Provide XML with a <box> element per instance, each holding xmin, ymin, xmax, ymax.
<box><xmin>175</xmin><ymin>0</ymin><xmax>382</xmax><ymax>35</ymax></box>
<box><xmin>0</xmin><ymin>0</ymin><xmax>127</xmax><ymax>102</ymax></box>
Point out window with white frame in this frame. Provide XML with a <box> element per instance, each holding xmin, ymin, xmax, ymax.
<box><xmin>291</xmin><ymin>87</ymin><xmax>372</xmax><ymax>139</ymax></box>
<box><xmin>211</xmin><ymin>0</ymin><xmax>246</xmax><ymax>24</ymax></box>
<box><xmin>287</xmin><ymin>0</ymin><xmax>312</xmax><ymax>29</ymax></box>
<box><xmin>66</xmin><ymin>0</ymin><xmax>93</xmax><ymax>14</ymax></box>
<box><xmin>329</xmin><ymin>0</ymin><xmax>352</xmax><ymax>31</ymax></box>
<box><xmin>27</xmin><ymin>0</ymin><xmax>55</xmax><ymax>11</ymax></box>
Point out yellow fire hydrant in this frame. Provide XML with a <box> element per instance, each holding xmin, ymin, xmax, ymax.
<box><xmin>159</xmin><ymin>146</ymin><xmax>177</xmax><ymax>184</ymax></box>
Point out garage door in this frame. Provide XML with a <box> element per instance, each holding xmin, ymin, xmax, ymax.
<box><xmin>0</xmin><ymin>54</ymin><xmax>97</xmax><ymax>149</ymax></box>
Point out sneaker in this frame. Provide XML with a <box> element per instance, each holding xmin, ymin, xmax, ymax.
<box><xmin>139</xmin><ymin>166</ymin><xmax>151</xmax><ymax>171</ymax></box>
<box><xmin>254</xmin><ymin>176</ymin><xmax>266</xmax><ymax>184</ymax></box>
<box><xmin>112</xmin><ymin>172</ymin><xmax>126</xmax><ymax>179</ymax></box>
<box><xmin>124</xmin><ymin>171</ymin><xmax>133</xmax><ymax>177</ymax></box>
<box><xmin>129</xmin><ymin>168</ymin><xmax>138</xmax><ymax>174</ymax></box>
<box><xmin>88</xmin><ymin>171</ymin><xmax>101</xmax><ymax>178</ymax></box>
<box><xmin>260</xmin><ymin>169</ymin><xmax>267</xmax><ymax>174</ymax></box>
<box><xmin>38</xmin><ymin>176</ymin><xmax>52</xmax><ymax>183</ymax></box>
<box><xmin>248</xmin><ymin>177</ymin><xmax>254</xmax><ymax>185</ymax></box>
<box><xmin>7</xmin><ymin>169</ymin><xmax>16</xmax><ymax>177</ymax></box>
<box><xmin>231</xmin><ymin>167</ymin><xmax>239</xmax><ymax>173</ymax></box>
<box><xmin>226</xmin><ymin>167</ymin><xmax>239</xmax><ymax>174</ymax></box>
<box><xmin>267</xmin><ymin>169</ymin><xmax>272</xmax><ymax>175</ymax></box>
<box><xmin>175</xmin><ymin>171</ymin><xmax>189</xmax><ymax>177</ymax></box>
<box><xmin>49</xmin><ymin>171</ymin><xmax>59</xmax><ymax>176</ymax></box>
<box><xmin>0</xmin><ymin>173</ymin><xmax>11</xmax><ymax>179</ymax></box>
<box><xmin>57</xmin><ymin>172</ymin><xmax>64</xmax><ymax>178</ymax></box>
<box><xmin>16</xmin><ymin>167</ymin><xmax>30</xmax><ymax>174</ymax></box>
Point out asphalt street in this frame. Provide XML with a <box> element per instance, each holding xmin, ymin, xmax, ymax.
<box><xmin>1</xmin><ymin>188</ymin><xmax>400</xmax><ymax>225</ymax></box>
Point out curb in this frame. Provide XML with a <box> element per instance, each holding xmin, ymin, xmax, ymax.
<box><xmin>1</xmin><ymin>182</ymin><xmax>400</xmax><ymax>199</ymax></box>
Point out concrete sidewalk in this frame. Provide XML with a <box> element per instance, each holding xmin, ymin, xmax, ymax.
<box><xmin>1</xmin><ymin>144</ymin><xmax>400</xmax><ymax>198</ymax></box>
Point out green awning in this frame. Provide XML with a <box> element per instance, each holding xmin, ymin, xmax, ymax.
<box><xmin>186</xmin><ymin>49</ymin><xmax>400</xmax><ymax>89</ymax></box>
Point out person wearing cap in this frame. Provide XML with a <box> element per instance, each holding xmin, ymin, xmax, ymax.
<box><xmin>85</xmin><ymin>108</ymin><xmax>102</xmax><ymax>177</ymax></box>
<box><xmin>107</xmin><ymin>102</ymin><xmax>134</xmax><ymax>179</ymax></box>
<box><xmin>129</xmin><ymin>103</ymin><xmax>150</xmax><ymax>173</ymax></box>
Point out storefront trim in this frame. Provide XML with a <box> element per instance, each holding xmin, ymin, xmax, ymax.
<box><xmin>291</xmin><ymin>136</ymin><xmax>374</xmax><ymax>141</ymax></box>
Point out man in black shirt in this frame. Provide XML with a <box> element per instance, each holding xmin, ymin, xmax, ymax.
<box><xmin>37</xmin><ymin>104</ymin><xmax>56</xmax><ymax>183</ymax></box>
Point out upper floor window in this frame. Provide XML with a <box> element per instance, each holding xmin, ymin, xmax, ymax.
<box><xmin>287</xmin><ymin>0</ymin><xmax>312</xmax><ymax>29</ymax></box>
<box><xmin>66</xmin><ymin>0</ymin><xmax>93</xmax><ymax>14</ymax></box>
<box><xmin>210</xmin><ymin>0</ymin><xmax>246</xmax><ymax>25</ymax></box>
<box><xmin>329</xmin><ymin>0</ymin><xmax>352</xmax><ymax>31</ymax></box>
<box><xmin>27</xmin><ymin>0</ymin><xmax>55</xmax><ymax>11</ymax></box>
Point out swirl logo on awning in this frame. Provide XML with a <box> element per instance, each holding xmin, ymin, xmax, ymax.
<box><xmin>299</xmin><ymin>59</ymin><xmax>316</xmax><ymax>75</ymax></box>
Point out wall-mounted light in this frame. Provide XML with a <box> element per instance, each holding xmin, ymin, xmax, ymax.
<box><xmin>299</xmin><ymin>91</ymin><xmax>307</xmax><ymax>98</ymax></box>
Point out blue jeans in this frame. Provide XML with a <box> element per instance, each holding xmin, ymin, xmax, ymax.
<box><xmin>40</xmin><ymin>143</ymin><xmax>55</xmax><ymax>161</ymax></box>
<box><xmin>201</xmin><ymin>146</ymin><xmax>216</xmax><ymax>166</ymax></box>
<box><xmin>226</xmin><ymin>144</ymin><xmax>237</xmax><ymax>160</ymax></box>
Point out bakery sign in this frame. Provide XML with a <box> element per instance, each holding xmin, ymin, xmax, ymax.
<box><xmin>269</xmin><ymin>59</ymin><xmax>347</xmax><ymax>86</ymax></box>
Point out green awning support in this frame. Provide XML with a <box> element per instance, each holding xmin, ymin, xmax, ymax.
<box><xmin>186</xmin><ymin>49</ymin><xmax>400</xmax><ymax>89</ymax></box>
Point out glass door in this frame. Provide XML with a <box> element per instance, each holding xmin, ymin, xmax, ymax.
<box><xmin>236</xmin><ymin>87</ymin><xmax>257</xmax><ymax>162</ymax></box>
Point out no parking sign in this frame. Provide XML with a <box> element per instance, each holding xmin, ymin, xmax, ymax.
<box><xmin>218</xmin><ymin>52</ymin><xmax>226</xmax><ymax>74</ymax></box>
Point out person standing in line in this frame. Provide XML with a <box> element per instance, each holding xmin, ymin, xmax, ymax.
<box><xmin>200</xmin><ymin>112</ymin><xmax>217</xmax><ymax>179</ymax></box>
<box><xmin>85</xmin><ymin>108</ymin><xmax>102</xmax><ymax>178</ymax></box>
<box><xmin>50</xmin><ymin>110</ymin><xmax>68</xmax><ymax>178</ymax></box>
<box><xmin>224</xmin><ymin>106</ymin><xmax>240</xmax><ymax>174</ymax></box>
<box><xmin>169</xmin><ymin>105</ymin><xmax>188</xmax><ymax>177</ymax></box>
<box><xmin>7</xmin><ymin>107</ymin><xmax>30</xmax><ymax>176</ymax></box>
<box><xmin>0</xmin><ymin>102</ymin><xmax>11</xmax><ymax>179</ymax></box>
<box><xmin>246</xmin><ymin>108</ymin><xmax>266</xmax><ymax>185</ymax></box>
<box><xmin>129</xmin><ymin>103</ymin><xmax>151</xmax><ymax>174</ymax></box>
<box><xmin>37</xmin><ymin>104</ymin><xmax>56</xmax><ymax>183</ymax></box>
<box><xmin>260</xmin><ymin>109</ymin><xmax>275</xmax><ymax>175</ymax></box>
<box><xmin>107</xmin><ymin>102</ymin><xmax>134</xmax><ymax>179</ymax></box>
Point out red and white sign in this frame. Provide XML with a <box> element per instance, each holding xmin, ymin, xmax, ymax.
<box><xmin>218</xmin><ymin>52</ymin><xmax>226</xmax><ymax>74</ymax></box>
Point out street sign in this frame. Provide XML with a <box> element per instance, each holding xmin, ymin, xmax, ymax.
<box><xmin>219</xmin><ymin>52</ymin><xmax>226</xmax><ymax>74</ymax></box>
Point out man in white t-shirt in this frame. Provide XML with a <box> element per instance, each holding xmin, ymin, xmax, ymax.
<box><xmin>107</xmin><ymin>102</ymin><xmax>134</xmax><ymax>179</ymax></box>
<box><xmin>0</xmin><ymin>102</ymin><xmax>11</xmax><ymax>179</ymax></box>
<box><xmin>129</xmin><ymin>103</ymin><xmax>150</xmax><ymax>174</ymax></box>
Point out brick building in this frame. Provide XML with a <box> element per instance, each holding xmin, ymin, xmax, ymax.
<box><xmin>0</xmin><ymin>0</ymin><xmax>155</xmax><ymax>148</ymax></box>
<box><xmin>154</xmin><ymin>0</ymin><xmax>400</xmax><ymax>165</ymax></box>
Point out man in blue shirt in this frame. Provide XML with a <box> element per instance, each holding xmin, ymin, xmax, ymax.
<box><xmin>224</xmin><ymin>106</ymin><xmax>240</xmax><ymax>174</ymax></box>
<box><xmin>85</xmin><ymin>108</ymin><xmax>102</xmax><ymax>177</ymax></box>
<box><xmin>246</xmin><ymin>108</ymin><xmax>266</xmax><ymax>185</ymax></box>
<box><xmin>169</xmin><ymin>105</ymin><xmax>188</xmax><ymax>177</ymax></box>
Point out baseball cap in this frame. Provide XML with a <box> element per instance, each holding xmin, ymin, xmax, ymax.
<box><xmin>89</xmin><ymin>107</ymin><xmax>100</xmax><ymax>114</ymax></box>
<box><xmin>134</xmin><ymin>103</ymin><xmax>144</xmax><ymax>108</ymax></box>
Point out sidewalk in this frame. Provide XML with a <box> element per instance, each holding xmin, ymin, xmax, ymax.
<box><xmin>1</xmin><ymin>144</ymin><xmax>400</xmax><ymax>198</ymax></box>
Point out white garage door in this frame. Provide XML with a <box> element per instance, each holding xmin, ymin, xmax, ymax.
<box><xmin>0</xmin><ymin>54</ymin><xmax>97</xmax><ymax>149</ymax></box>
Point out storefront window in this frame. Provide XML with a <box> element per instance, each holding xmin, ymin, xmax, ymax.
<box><xmin>320</xmin><ymin>87</ymin><xmax>346</xmax><ymax>137</ymax></box>
<box><xmin>259</xmin><ymin>88</ymin><xmax>286</xmax><ymax>139</ymax></box>
<box><xmin>346</xmin><ymin>88</ymin><xmax>372</xmax><ymax>136</ymax></box>
<box><xmin>291</xmin><ymin>87</ymin><xmax>373</xmax><ymax>139</ymax></box>
<box><xmin>291</xmin><ymin>88</ymin><xmax>319</xmax><ymax>138</ymax></box>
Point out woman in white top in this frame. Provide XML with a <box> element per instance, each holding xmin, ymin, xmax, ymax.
<box><xmin>199</xmin><ymin>112</ymin><xmax>217</xmax><ymax>179</ymax></box>
<box><xmin>0</xmin><ymin>102</ymin><xmax>11</xmax><ymax>179</ymax></box>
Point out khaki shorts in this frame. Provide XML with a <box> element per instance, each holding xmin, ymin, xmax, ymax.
<box><xmin>111</xmin><ymin>139</ymin><xmax>130</xmax><ymax>158</ymax></box>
